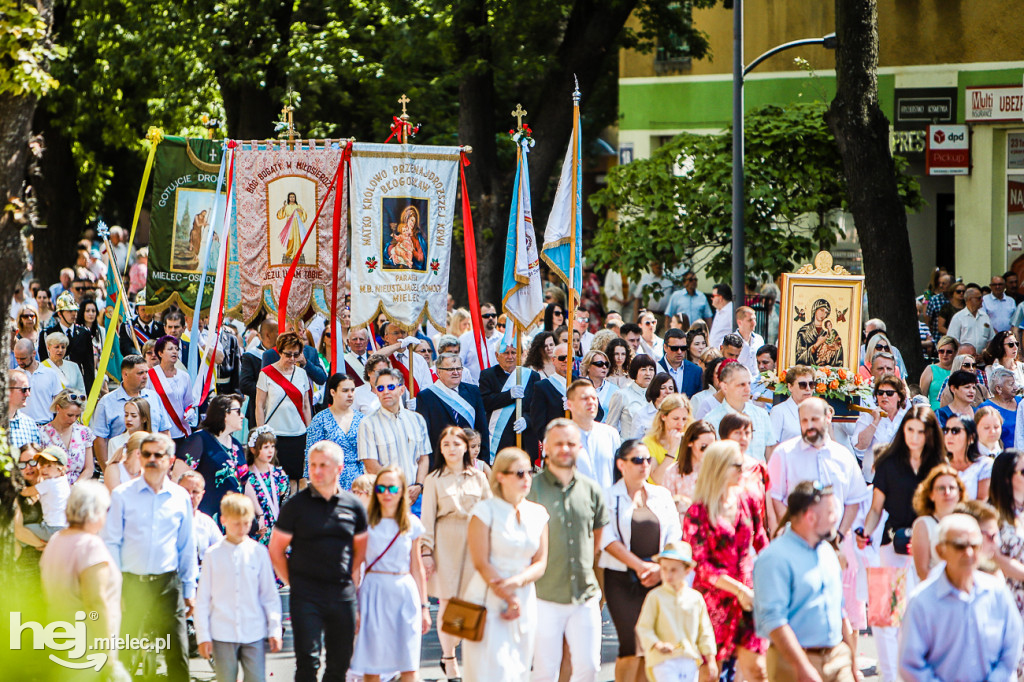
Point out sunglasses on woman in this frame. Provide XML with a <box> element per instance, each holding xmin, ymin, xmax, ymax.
<box><xmin>591</xmin><ymin>361</ymin><xmax>609</xmax><ymax>368</ymax></box>
<box><xmin>624</xmin><ymin>456</ymin><xmax>651</xmax><ymax>465</ymax></box>
<box><xmin>375</xmin><ymin>484</ymin><xmax>401</xmax><ymax>494</ymax></box>
<box><xmin>942</xmin><ymin>426</ymin><xmax>963</xmax><ymax>435</ymax></box>
<box><xmin>504</xmin><ymin>469</ymin><xmax>532</xmax><ymax>479</ymax></box>
<box><xmin>876</xmin><ymin>389</ymin><xmax>897</xmax><ymax>397</ymax></box>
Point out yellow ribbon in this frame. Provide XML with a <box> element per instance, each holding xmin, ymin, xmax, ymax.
<box><xmin>83</xmin><ymin>128</ymin><xmax>163</xmax><ymax>425</ymax></box>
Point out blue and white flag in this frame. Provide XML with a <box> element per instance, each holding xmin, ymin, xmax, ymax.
<box><xmin>501</xmin><ymin>140</ymin><xmax>545</xmax><ymax>333</ymax></box>
<box><xmin>540</xmin><ymin>89</ymin><xmax>583</xmax><ymax>308</ymax></box>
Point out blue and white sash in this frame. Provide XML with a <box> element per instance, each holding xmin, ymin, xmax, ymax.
<box><xmin>426</xmin><ymin>381</ymin><xmax>476</xmax><ymax>426</ymax></box>
<box><xmin>547</xmin><ymin>374</ymin><xmax>567</xmax><ymax>396</ymax></box>
<box><xmin>488</xmin><ymin>367</ymin><xmax>534</xmax><ymax>459</ymax></box>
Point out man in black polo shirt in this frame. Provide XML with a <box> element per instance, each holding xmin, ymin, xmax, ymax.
<box><xmin>270</xmin><ymin>440</ymin><xmax>368</xmax><ymax>682</ymax></box>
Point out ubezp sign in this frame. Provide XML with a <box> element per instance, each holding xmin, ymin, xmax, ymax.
<box><xmin>966</xmin><ymin>85</ymin><xmax>1024</xmax><ymax>123</ymax></box>
<box><xmin>926</xmin><ymin>125</ymin><xmax>969</xmax><ymax>176</ymax></box>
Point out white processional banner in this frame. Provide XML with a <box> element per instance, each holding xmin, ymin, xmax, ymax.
<box><xmin>349</xmin><ymin>143</ymin><xmax>460</xmax><ymax>332</ymax></box>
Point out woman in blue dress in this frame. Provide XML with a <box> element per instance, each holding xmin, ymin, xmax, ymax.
<box><xmin>303</xmin><ymin>373</ymin><xmax>364</xmax><ymax>489</ymax></box>
<box><xmin>171</xmin><ymin>393</ymin><xmax>247</xmax><ymax>525</ymax></box>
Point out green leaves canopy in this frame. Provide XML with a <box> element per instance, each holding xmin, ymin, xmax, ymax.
<box><xmin>588</xmin><ymin>100</ymin><xmax>923</xmax><ymax>284</ymax></box>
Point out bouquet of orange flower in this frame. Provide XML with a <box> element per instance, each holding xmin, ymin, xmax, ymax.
<box><xmin>760</xmin><ymin>366</ymin><xmax>873</xmax><ymax>403</ymax></box>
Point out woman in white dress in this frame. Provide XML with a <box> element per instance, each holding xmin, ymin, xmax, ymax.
<box><xmin>462</xmin><ymin>448</ymin><xmax>549</xmax><ymax>682</ymax></box>
<box><xmin>350</xmin><ymin>465</ymin><xmax>430</xmax><ymax>681</ymax></box>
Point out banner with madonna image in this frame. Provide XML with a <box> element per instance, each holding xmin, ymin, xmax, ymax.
<box><xmin>145</xmin><ymin>136</ymin><xmax>238</xmax><ymax>316</ymax></box>
<box><xmin>232</xmin><ymin>142</ymin><xmax>348</xmax><ymax>323</ymax></box>
<box><xmin>348</xmin><ymin>142</ymin><xmax>459</xmax><ymax>333</ymax></box>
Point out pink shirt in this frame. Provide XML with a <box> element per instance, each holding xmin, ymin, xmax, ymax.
<box><xmin>40</xmin><ymin>530</ymin><xmax>122</xmax><ymax>635</ymax></box>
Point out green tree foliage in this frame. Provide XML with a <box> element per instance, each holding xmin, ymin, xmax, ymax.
<box><xmin>588</xmin><ymin>100</ymin><xmax>923</xmax><ymax>284</ymax></box>
<box><xmin>0</xmin><ymin>0</ymin><xmax>63</xmax><ymax>97</ymax></box>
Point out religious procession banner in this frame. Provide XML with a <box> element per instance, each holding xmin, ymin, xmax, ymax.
<box><xmin>146</xmin><ymin>137</ymin><xmax>236</xmax><ymax>315</ymax></box>
<box><xmin>232</xmin><ymin>142</ymin><xmax>348</xmax><ymax>322</ymax></box>
<box><xmin>348</xmin><ymin>143</ymin><xmax>459</xmax><ymax>332</ymax></box>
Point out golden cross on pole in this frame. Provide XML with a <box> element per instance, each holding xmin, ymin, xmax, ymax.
<box><xmin>398</xmin><ymin>94</ymin><xmax>410</xmax><ymax>117</ymax></box>
<box><xmin>511</xmin><ymin>104</ymin><xmax>528</xmax><ymax>131</ymax></box>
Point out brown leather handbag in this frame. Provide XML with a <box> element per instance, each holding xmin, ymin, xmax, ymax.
<box><xmin>440</xmin><ymin>596</ymin><xmax>487</xmax><ymax>642</ymax></box>
<box><xmin>439</xmin><ymin>522</ymin><xmax>490</xmax><ymax>642</ymax></box>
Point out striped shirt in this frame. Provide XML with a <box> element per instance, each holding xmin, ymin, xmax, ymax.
<box><xmin>356</xmin><ymin>405</ymin><xmax>431</xmax><ymax>482</ymax></box>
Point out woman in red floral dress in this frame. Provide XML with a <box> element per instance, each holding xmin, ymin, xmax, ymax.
<box><xmin>682</xmin><ymin>439</ymin><xmax>768</xmax><ymax>682</ymax></box>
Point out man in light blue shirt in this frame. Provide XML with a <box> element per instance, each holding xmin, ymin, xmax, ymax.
<box><xmin>753</xmin><ymin>481</ymin><xmax>858</xmax><ymax>682</ymax></box>
<box><xmin>664</xmin><ymin>271</ymin><xmax>712</xmax><ymax>326</ymax></box>
<box><xmin>91</xmin><ymin>354</ymin><xmax>172</xmax><ymax>466</ymax></box>
<box><xmin>899</xmin><ymin>514</ymin><xmax>1023</xmax><ymax>682</ymax></box>
<box><xmin>102</xmin><ymin>433</ymin><xmax>196</xmax><ymax>682</ymax></box>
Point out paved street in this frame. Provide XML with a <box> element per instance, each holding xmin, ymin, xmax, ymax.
<box><xmin>188</xmin><ymin>603</ymin><xmax>882</xmax><ymax>681</ymax></box>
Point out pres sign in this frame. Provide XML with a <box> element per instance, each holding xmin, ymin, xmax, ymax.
<box><xmin>926</xmin><ymin>124</ymin><xmax>969</xmax><ymax>176</ymax></box>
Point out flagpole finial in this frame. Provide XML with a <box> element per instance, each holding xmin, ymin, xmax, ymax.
<box><xmin>572</xmin><ymin>75</ymin><xmax>581</xmax><ymax>104</ymax></box>
<box><xmin>511</xmin><ymin>104</ymin><xmax>528</xmax><ymax>131</ymax></box>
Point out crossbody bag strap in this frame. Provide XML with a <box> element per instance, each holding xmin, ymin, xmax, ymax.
<box><xmin>364</xmin><ymin>528</ymin><xmax>402</xmax><ymax>575</ymax></box>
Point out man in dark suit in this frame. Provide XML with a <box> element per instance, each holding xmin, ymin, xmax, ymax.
<box><xmin>479</xmin><ymin>343</ymin><xmax>542</xmax><ymax>462</ymax></box>
<box><xmin>658</xmin><ymin>328</ymin><xmax>703</xmax><ymax>397</ymax></box>
<box><xmin>118</xmin><ymin>291</ymin><xmax>164</xmax><ymax>357</ymax></box>
<box><xmin>531</xmin><ymin>342</ymin><xmax>606</xmax><ymax>447</ymax></box>
<box><xmin>39</xmin><ymin>292</ymin><xmax>95</xmax><ymax>392</ymax></box>
<box><xmin>415</xmin><ymin>351</ymin><xmax>489</xmax><ymax>464</ymax></box>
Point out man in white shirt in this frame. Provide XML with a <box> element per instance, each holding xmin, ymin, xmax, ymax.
<box><xmin>637</xmin><ymin>310</ymin><xmax>664</xmax><ymax>360</ymax></box>
<box><xmin>705</xmin><ymin>362</ymin><xmax>776</xmax><ymax>462</ymax></box>
<box><xmin>735</xmin><ymin>305</ymin><xmax>765</xmax><ymax>378</ymax></box>
<box><xmin>567</xmin><ymin>379</ymin><xmax>621</xmax><ymax>489</ymax></box>
<box><xmin>634</xmin><ymin>262</ymin><xmax>674</xmax><ymax>314</ymax></box>
<box><xmin>574</xmin><ymin>308</ymin><xmax>595</xmax><ymax>356</ymax></box>
<box><xmin>947</xmin><ymin>286</ymin><xmax>994</xmax><ymax>351</ymax></box>
<box><xmin>458</xmin><ymin>302</ymin><xmax>500</xmax><ymax>385</ymax></box>
<box><xmin>379</xmin><ymin>322</ymin><xmax>433</xmax><ymax>394</ymax></box>
<box><xmin>767</xmin><ymin>398</ymin><xmax>869</xmax><ymax>537</ymax></box>
<box><xmin>352</xmin><ymin>355</ymin><xmax>389</xmax><ymax>415</ymax></box>
<box><xmin>770</xmin><ymin>366</ymin><xmax>816</xmax><ymax>444</ymax></box>
<box><xmin>983</xmin><ymin>275</ymin><xmax>1016</xmax><ymax>333</ymax></box>
<box><xmin>708</xmin><ymin>283</ymin><xmax>734</xmax><ymax>349</ymax></box>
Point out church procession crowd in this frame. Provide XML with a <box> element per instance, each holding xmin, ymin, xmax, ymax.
<box><xmin>10</xmin><ymin>240</ymin><xmax>1024</xmax><ymax>682</ymax></box>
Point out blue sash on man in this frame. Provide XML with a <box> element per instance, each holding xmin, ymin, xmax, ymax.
<box><xmin>487</xmin><ymin>368</ymin><xmax>534</xmax><ymax>460</ymax></box>
<box><xmin>423</xmin><ymin>380</ymin><xmax>476</xmax><ymax>425</ymax></box>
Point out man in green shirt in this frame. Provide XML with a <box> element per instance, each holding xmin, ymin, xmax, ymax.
<box><xmin>527</xmin><ymin>418</ymin><xmax>610</xmax><ymax>682</ymax></box>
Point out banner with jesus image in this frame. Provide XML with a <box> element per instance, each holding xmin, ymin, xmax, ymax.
<box><xmin>349</xmin><ymin>143</ymin><xmax>459</xmax><ymax>332</ymax></box>
<box><xmin>232</xmin><ymin>143</ymin><xmax>347</xmax><ymax>322</ymax></box>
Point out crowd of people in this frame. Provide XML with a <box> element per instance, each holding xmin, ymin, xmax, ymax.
<box><xmin>5</xmin><ymin>244</ymin><xmax>1024</xmax><ymax>682</ymax></box>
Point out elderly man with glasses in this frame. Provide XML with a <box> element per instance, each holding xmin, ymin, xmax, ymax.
<box><xmin>899</xmin><ymin>513</ymin><xmax>1023</xmax><ymax>682</ymax></box>
<box><xmin>416</xmin><ymin>351</ymin><xmax>490</xmax><ymax>463</ymax></box>
<box><xmin>948</xmin><ymin>286</ymin><xmax>995</xmax><ymax>352</ymax></box>
<box><xmin>102</xmin><ymin>433</ymin><xmax>196</xmax><ymax>682</ymax></box>
<box><xmin>8</xmin><ymin>368</ymin><xmax>41</xmax><ymax>449</ymax></box>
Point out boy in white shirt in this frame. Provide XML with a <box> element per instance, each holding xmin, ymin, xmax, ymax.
<box><xmin>194</xmin><ymin>493</ymin><xmax>282</xmax><ymax>682</ymax></box>
<box><xmin>20</xmin><ymin>446</ymin><xmax>71</xmax><ymax>542</ymax></box>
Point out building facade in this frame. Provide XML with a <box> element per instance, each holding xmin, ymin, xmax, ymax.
<box><xmin>618</xmin><ymin>2</ymin><xmax>1024</xmax><ymax>289</ymax></box>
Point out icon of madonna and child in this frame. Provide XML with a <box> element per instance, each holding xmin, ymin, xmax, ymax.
<box><xmin>382</xmin><ymin>199</ymin><xmax>428</xmax><ymax>271</ymax></box>
<box><xmin>794</xmin><ymin>298</ymin><xmax>846</xmax><ymax>367</ymax></box>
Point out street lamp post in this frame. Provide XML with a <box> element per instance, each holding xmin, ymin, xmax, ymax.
<box><xmin>731</xmin><ymin>13</ymin><xmax>837</xmax><ymax>302</ymax></box>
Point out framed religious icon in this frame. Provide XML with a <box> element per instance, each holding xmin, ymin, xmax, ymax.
<box><xmin>777</xmin><ymin>251</ymin><xmax>864</xmax><ymax>373</ymax></box>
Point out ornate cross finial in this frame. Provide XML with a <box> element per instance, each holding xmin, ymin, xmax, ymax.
<box><xmin>511</xmin><ymin>104</ymin><xmax>528</xmax><ymax>131</ymax></box>
<box><xmin>398</xmin><ymin>94</ymin><xmax>410</xmax><ymax>117</ymax></box>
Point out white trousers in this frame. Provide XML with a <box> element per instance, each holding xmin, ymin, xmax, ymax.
<box><xmin>874</xmin><ymin>543</ymin><xmax>911</xmax><ymax>682</ymax></box>
<box><xmin>531</xmin><ymin>596</ymin><xmax>602</xmax><ymax>682</ymax></box>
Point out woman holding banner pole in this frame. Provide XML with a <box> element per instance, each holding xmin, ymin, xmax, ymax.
<box><xmin>256</xmin><ymin>332</ymin><xmax>312</xmax><ymax>486</ymax></box>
